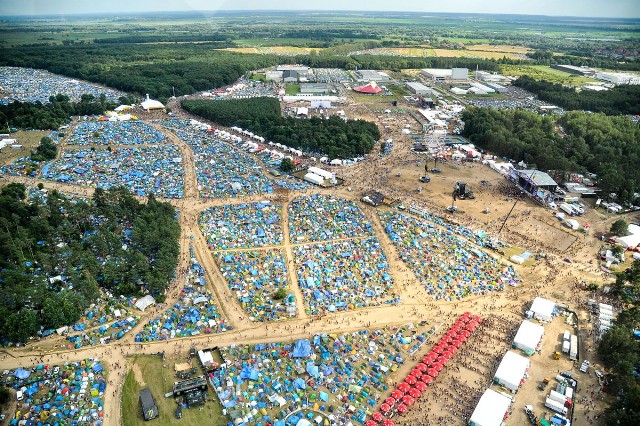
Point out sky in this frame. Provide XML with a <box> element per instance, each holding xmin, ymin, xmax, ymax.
<box><xmin>1</xmin><ymin>0</ymin><xmax>638</xmax><ymax>18</ymax></box>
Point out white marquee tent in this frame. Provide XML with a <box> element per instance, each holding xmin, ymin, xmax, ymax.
<box><xmin>513</xmin><ymin>320</ymin><xmax>545</xmax><ymax>355</ymax></box>
<box><xmin>134</xmin><ymin>295</ymin><xmax>156</xmax><ymax>312</ymax></box>
<box><xmin>469</xmin><ymin>389</ymin><xmax>512</xmax><ymax>426</ymax></box>
<box><xmin>616</xmin><ymin>224</ymin><xmax>640</xmax><ymax>248</ymax></box>
<box><xmin>530</xmin><ymin>297</ymin><xmax>555</xmax><ymax>322</ymax></box>
<box><xmin>493</xmin><ymin>351</ymin><xmax>531</xmax><ymax>392</ymax></box>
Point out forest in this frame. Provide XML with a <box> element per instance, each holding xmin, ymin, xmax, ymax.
<box><xmin>0</xmin><ymin>94</ymin><xmax>126</xmax><ymax>130</ymax></box>
<box><xmin>182</xmin><ymin>97</ymin><xmax>381</xmax><ymax>159</ymax></box>
<box><xmin>514</xmin><ymin>75</ymin><xmax>640</xmax><ymax>115</ymax></box>
<box><xmin>597</xmin><ymin>260</ymin><xmax>640</xmax><ymax>426</ymax></box>
<box><xmin>462</xmin><ymin>108</ymin><xmax>640</xmax><ymax>202</ymax></box>
<box><xmin>0</xmin><ymin>185</ymin><xmax>180</xmax><ymax>343</ymax></box>
<box><xmin>0</xmin><ymin>43</ymin><xmax>505</xmax><ymax>100</ymax></box>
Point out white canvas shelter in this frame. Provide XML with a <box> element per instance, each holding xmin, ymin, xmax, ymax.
<box><xmin>304</xmin><ymin>173</ymin><xmax>324</xmax><ymax>186</ymax></box>
<box><xmin>307</xmin><ymin>167</ymin><xmax>333</xmax><ymax>180</ymax></box>
<box><xmin>513</xmin><ymin>320</ymin><xmax>545</xmax><ymax>354</ymax></box>
<box><xmin>616</xmin><ymin>224</ymin><xmax>640</xmax><ymax>248</ymax></box>
<box><xmin>469</xmin><ymin>389</ymin><xmax>512</xmax><ymax>426</ymax></box>
<box><xmin>134</xmin><ymin>295</ymin><xmax>156</xmax><ymax>312</ymax></box>
<box><xmin>141</xmin><ymin>94</ymin><xmax>164</xmax><ymax>110</ymax></box>
<box><xmin>494</xmin><ymin>351</ymin><xmax>530</xmax><ymax>392</ymax></box>
<box><xmin>530</xmin><ymin>297</ymin><xmax>555</xmax><ymax>321</ymax></box>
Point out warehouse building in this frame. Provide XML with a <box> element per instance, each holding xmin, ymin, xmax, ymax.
<box><xmin>355</xmin><ymin>70</ymin><xmax>391</xmax><ymax>81</ymax></box>
<box><xmin>265</xmin><ymin>71</ymin><xmax>283</xmax><ymax>82</ymax></box>
<box><xmin>551</xmin><ymin>64</ymin><xmax>596</xmax><ymax>77</ymax></box>
<box><xmin>277</xmin><ymin>65</ymin><xmax>310</xmax><ymax>76</ymax></box>
<box><xmin>421</xmin><ymin>68</ymin><xmax>452</xmax><ymax>81</ymax></box>
<box><xmin>406</xmin><ymin>81</ymin><xmax>432</xmax><ymax>95</ymax></box>
<box><xmin>475</xmin><ymin>70</ymin><xmax>511</xmax><ymax>83</ymax></box>
<box><xmin>300</xmin><ymin>83</ymin><xmax>329</xmax><ymax>94</ymax></box>
<box><xmin>451</xmin><ymin>68</ymin><xmax>469</xmax><ymax>80</ymax></box>
<box><xmin>596</xmin><ymin>72</ymin><xmax>640</xmax><ymax>85</ymax></box>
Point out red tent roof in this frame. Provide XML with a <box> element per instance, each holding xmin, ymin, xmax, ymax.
<box><xmin>354</xmin><ymin>81</ymin><xmax>382</xmax><ymax>94</ymax></box>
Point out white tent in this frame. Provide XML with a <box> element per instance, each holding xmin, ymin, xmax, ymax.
<box><xmin>469</xmin><ymin>389</ymin><xmax>512</xmax><ymax>426</ymax></box>
<box><xmin>493</xmin><ymin>351</ymin><xmax>530</xmax><ymax>392</ymax></box>
<box><xmin>513</xmin><ymin>320</ymin><xmax>545</xmax><ymax>355</ymax></box>
<box><xmin>141</xmin><ymin>94</ymin><xmax>164</xmax><ymax>111</ymax></box>
<box><xmin>330</xmin><ymin>159</ymin><xmax>342</xmax><ymax>166</ymax></box>
<box><xmin>134</xmin><ymin>295</ymin><xmax>156</xmax><ymax>312</ymax></box>
<box><xmin>530</xmin><ymin>297</ymin><xmax>555</xmax><ymax>322</ymax></box>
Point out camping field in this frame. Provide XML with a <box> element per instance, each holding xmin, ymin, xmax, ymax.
<box><xmin>0</xmin><ymin>130</ymin><xmax>48</xmax><ymax>165</ymax></box>
<box><xmin>122</xmin><ymin>355</ymin><xmax>227</xmax><ymax>426</ymax></box>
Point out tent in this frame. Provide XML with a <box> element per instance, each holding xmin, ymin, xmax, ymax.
<box><xmin>292</xmin><ymin>339</ymin><xmax>312</xmax><ymax>358</ymax></box>
<box><xmin>493</xmin><ymin>351</ymin><xmax>530</xmax><ymax>392</ymax></box>
<box><xmin>513</xmin><ymin>320</ymin><xmax>545</xmax><ymax>355</ymax></box>
<box><xmin>530</xmin><ymin>297</ymin><xmax>555</xmax><ymax>322</ymax></box>
<box><xmin>134</xmin><ymin>295</ymin><xmax>156</xmax><ymax>312</ymax></box>
<box><xmin>469</xmin><ymin>389</ymin><xmax>512</xmax><ymax>426</ymax></box>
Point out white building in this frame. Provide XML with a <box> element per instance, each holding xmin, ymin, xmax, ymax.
<box><xmin>596</xmin><ymin>72</ymin><xmax>640</xmax><ymax>85</ymax></box>
<box><xmin>530</xmin><ymin>297</ymin><xmax>555</xmax><ymax>322</ymax></box>
<box><xmin>469</xmin><ymin>389</ymin><xmax>513</xmax><ymax>426</ymax></box>
<box><xmin>406</xmin><ymin>81</ymin><xmax>431</xmax><ymax>95</ymax></box>
<box><xmin>421</xmin><ymin>68</ymin><xmax>452</xmax><ymax>81</ymax></box>
<box><xmin>355</xmin><ymin>70</ymin><xmax>391</xmax><ymax>81</ymax></box>
<box><xmin>513</xmin><ymin>320</ymin><xmax>545</xmax><ymax>355</ymax></box>
<box><xmin>493</xmin><ymin>351</ymin><xmax>531</xmax><ymax>392</ymax></box>
<box><xmin>451</xmin><ymin>68</ymin><xmax>469</xmax><ymax>80</ymax></box>
<box><xmin>266</xmin><ymin>71</ymin><xmax>284</xmax><ymax>82</ymax></box>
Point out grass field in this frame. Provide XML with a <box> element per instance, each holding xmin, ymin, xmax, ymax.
<box><xmin>122</xmin><ymin>355</ymin><xmax>226</xmax><ymax>426</ymax></box>
<box><xmin>466</xmin><ymin>44</ymin><xmax>531</xmax><ymax>54</ymax></box>
<box><xmin>226</xmin><ymin>45</ymin><xmax>323</xmax><ymax>55</ymax></box>
<box><xmin>0</xmin><ymin>130</ymin><xmax>48</xmax><ymax>165</ymax></box>
<box><xmin>499</xmin><ymin>64</ymin><xmax>599</xmax><ymax>85</ymax></box>
<box><xmin>432</xmin><ymin>48</ymin><xmax>523</xmax><ymax>60</ymax></box>
<box><xmin>285</xmin><ymin>83</ymin><xmax>300</xmax><ymax>95</ymax></box>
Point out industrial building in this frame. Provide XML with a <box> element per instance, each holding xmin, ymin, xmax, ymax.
<box><xmin>421</xmin><ymin>68</ymin><xmax>452</xmax><ymax>81</ymax></box>
<box><xmin>596</xmin><ymin>72</ymin><xmax>640</xmax><ymax>85</ymax></box>
<box><xmin>276</xmin><ymin>65</ymin><xmax>310</xmax><ymax>76</ymax></box>
<box><xmin>406</xmin><ymin>81</ymin><xmax>432</xmax><ymax>95</ymax></box>
<box><xmin>265</xmin><ymin>71</ymin><xmax>283</xmax><ymax>82</ymax></box>
<box><xmin>475</xmin><ymin>70</ymin><xmax>511</xmax><ymax>83</ymax></box>
<box><xmin>551</xmin><ymin>64</ymin><xmax>597</xmax><ymax>77</ymax></box>
<box><xmin>282</xmin><ymin>70</ymin><xmax>300</xmax><ymax>82</ymax></box>
<box><xmin>355</xmin><ymin>70</ymin><xmax>391</xmax><ymax>81</ymax></box>
<box><xmin>451</xmin><ymin>68</ymin><xmax>469</xmax><ymax>80</ymax></box>
<box><xmin>300</xmin><ymin>83</ymin><xmax>329</xmax><ymax>94</ymax></box>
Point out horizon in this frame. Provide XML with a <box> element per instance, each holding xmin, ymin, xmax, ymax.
<box><xmin>1</xmin><ymin>0</ymin><xmax>639</xmax><ymax>19</ymax></box>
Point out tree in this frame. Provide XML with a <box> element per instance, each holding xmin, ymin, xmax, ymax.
<box><xmin>279</xmin><ymin>158</ymin><xmax>294</xmax><ymax>173</ymax></box>
<box><xmin>272</xmin><ymin>287</ymin><xmax>289</xmax><ymax>300</ymax></box>
<box><xmin>611</xmin><ymin>219</ymin><xmax>629</xmax><ymax>237</ymax></box>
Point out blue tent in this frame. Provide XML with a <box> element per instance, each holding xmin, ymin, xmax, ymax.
<box><xmin>292</xmin><ymin>339</ymin><xmax>312</xmax><ymax>358</ymax></box>
<box><xmin>293</xmin><ymin>378</ymin><xmax>306</xmax><ymax>390</ymax></box>
<box><xmin>14</xmin><ymin>368</ymin><xmax>31</xmax><ymax>380</ymax></box>
<box><xmin>306</xmin><ymin>364</ymin><xmax>319</xmax><ymax>378</ymax></box>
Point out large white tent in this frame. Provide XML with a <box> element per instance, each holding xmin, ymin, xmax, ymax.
<box><xmin>134</xmin><ymin>295</ymin><xmax>156</xmax><ymax>312</ymax></box>
<box><xmin>469</xmin><ymin>389</ymin><xmax>512</xmax><ymax>426</ymax></box>
<box><xmin>616</xmin><ymin>224</ymin><xmax>640</xmax><ymax>248</ymax></box>
<box><xmin>530</xmin><ymin>297</ymin><xmax>555</xmax><ymax>322</ymax></box>
<box><xmin>513</xmin><ymin>320</ymin><xmax>545</xmax><ymax>355</ymax></box>
<box><xmin>493</xmin><ymin>351</ymin><xmax>531</xmax><ymax>392</ymax></box>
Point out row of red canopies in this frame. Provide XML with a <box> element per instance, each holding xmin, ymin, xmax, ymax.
<box><xmin>366</xmin><ymin>312</ymin><xmax>482</xmax><ymax>426</ymax></box>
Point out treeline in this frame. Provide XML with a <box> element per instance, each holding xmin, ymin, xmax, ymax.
<box><xmin>94</xmin><ymin>35</ymin><xmax>232</xmax><ymax>44</ymax></box>
<box><xmin>514</xmin><ymin>75</ymin><xmax>640</xmax><ymax>115</ymax></box>
<box><xmin>0</xmin><ymin>185</ymin><xmax>180</xmax><ymax>343</ymax></box>
<box><xmin>0</xmin><ymin>43</ymin><xmax>507</xmax><ymax>100</ymax></box>
<box><xmin>462</xmin><ymin>108</ymin><xmax>640</xmax><ymax>202</ymax></box>
<box><xmin>597</xmin><ymin>260</ymin><xmax>640</xmax><ymax>426</ymax></box>
<box><xmin>0</xmin><ymin>94</ymin><xmax>120</xmax><ymax>130</ymax></box>
<box><xmin>182</xmin><ymin>97</ymin><xmax>380</xmax><ymax>159</ymax></box>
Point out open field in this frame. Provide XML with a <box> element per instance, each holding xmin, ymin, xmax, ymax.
<box><xmin>466</xmin><ymin>44</ymin><xmax>532</xmax><ymax>54</ymax></box>
<box><xmin>122</xmin><ymin>355</ymin><xmax>227</xmax><ymax>426</ymax></box>
<box><xmin>499</xmin><ymin>64</ymin><xmax>600</xmax><ymax>85</ymax></box>
<box><xmin>226</xmin><ymin>45</ymin><xmax>324</xmax><ymax>55</ymax></box>
<box><xmin>432</xmin><ymin>48</ymin><xmax>524</xmax><ymax>60</ymax></box>
<box><xmin>0</xmin><ymin>130</ymin><xmax>48</xmax><ymax>165</ymax></box>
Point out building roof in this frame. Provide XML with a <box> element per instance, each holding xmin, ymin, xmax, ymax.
<box><xmin>353</xmin><ymin>81</ymin><xmax>382</xmax><ymax>94</ymax></box>
<box><xmin>513</xmin><ymin>320</ymin><xmax>545</xmax><ymax>350</ymax></box>
<box><xmin>517</xmin><ymin>170</ymin><xmax>558</xmax><ymax>187</ymax></box>
<box><xmin>494</xmin><ymin>351</ymin><xmax>530</xmax><ymax>386</ymax></box>
<box><xmin>530</xmin><ymin>297</ymin><xmax>555</xmax><ymax>318</ymax></box>
<box><xmin>406</xmin><ymin>82</ymin><xmax>431</xmax><ymax>92</ymax></box>
<box><xmin>422</xmin><ymin>68</ymin><xmax>453</xmax><ymax>78</ymax></box>
<box><xmin>469</xmin><ymin>389</ymin><xmax>512</xmax><ymax>426</ymax></box>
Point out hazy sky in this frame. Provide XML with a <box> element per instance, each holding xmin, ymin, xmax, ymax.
<box><xmin>1</xmin><ymin>0</ymin><xmax>638</xmax><ymax>18</ymax></box>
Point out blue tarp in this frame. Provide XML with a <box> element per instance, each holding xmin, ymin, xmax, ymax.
<box><xmin>14</xmin><ymin>368</ymin><xmax>31</xmax><ymax>380</ymax></box>
<box><xmin>92</xmin><ymin>363</ymin><xmax>103</xmax><ymax>373</ymax></box>
<box><xmin>293</xmin><ymin>378</ymin><xmax>306</xmax><ymax>390</ymax></box>
<box><xmin>292</xmin><ymin>339</ymin><xmax>312</xmax><ymax>358</ymax></box>
<box><xmin>306</xmin><ymin>364</ymin><xmax>319</xmax><ymax>378</ymax></box>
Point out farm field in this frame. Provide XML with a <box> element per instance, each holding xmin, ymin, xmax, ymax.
<box><xmin>499</xmin><ymin>64</ymin><xmax>600</xmax><ymax>85</ymax></box>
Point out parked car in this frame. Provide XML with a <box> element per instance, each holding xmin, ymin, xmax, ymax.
<box><xmin>419</xmin><ymin>175</ymin><xmax>431</xmax><ymax>183</ymax></box>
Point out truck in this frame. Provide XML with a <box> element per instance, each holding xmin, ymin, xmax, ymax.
<box><xmin>569</xmin><ymin>335</ymin><xmax>578</xmax><ymax>361</ymax></box>
<box><xmin>140</xmin><ymin>388</ymin><xmax>159</xmax><ymax>421</ymax></box>
<box><xmin>559</xmin><ymin>203</ymin><xmax>576</xmax><ymax>216</ymax></box>
<box><xmin>549</xmin><ymin>390</ymin><xmax>568</xmax><ymax>405</ymax></box>
<box><xmin>545</xmin><ymin>397</ymin><xmax>568</xmax><ymax>415</ymax></box>
<box><xmin>562</xmin><ymin>340</ymin><xmax>570</xmax><ymax>354</ymax></box>
<box><xmin>563</xmin><ymin>331</ymin><xmax>570</xmax><ymax>341</ymax></box>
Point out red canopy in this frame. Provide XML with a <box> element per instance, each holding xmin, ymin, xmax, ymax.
<box><xmin>383</xmin><ymin>420</ymin><xmax>395</xmax><ymax>426</ymax></box>
<box><xmin>421</xmin><ymin>376</ymin><xmax>433</xmax><ymax>385</ymax></box>
<box><xmin>427</xmin><ymin>368</ymin><xmax>439</xmax><ymax>378</ymax></box>
<box><xmin>404</xmin><ymin>375</ymin><xmax>417</xmax><ymax>385</ymax></box>
<box><xmin>366</xmin><ymin>421</ymin><xmax>377</xmax><ymax>426</ymax></box>
<box><xmin>415</xmin><ymin>380</ymin><xmax>428</xmax><ymax>390</ymax></box>
<box><xmin>422</xmin><ymin>354</ymin><xmax>436</xmax><ymax>365</ymax></box>
<box><xmin>380</xmin><ymin>403</ymin><xmax>391</xmax><ymax>413</ymax></box>
<box><xmin>397</xmin><ymin>383</ymin><xmax>410</xmax><ymax>393</ymax></box>
<box><xmin>354</xmin><ymin>81</ymin><xmax>382</xmax><ymax>94</ymax></box>
<box><xmin>402</xmin><ymin>395</ymin><xmax>415</xmax><ymax>406</ymax></box>
<box><xmin>391</xmin><ymin>389</ymin><xmax>403</xmax><ymax>400</ymax></box>
<box><xmin>385</xmin><ymin>397</ymin><xmax>396</xmax><ymax>406</ymax></box>
<box><xmin>372</xmin><ymin>412</ymin><xmax>384</xmax><ymax>422</ymax></box>
<box><xmin>410</xmin><ymin>369</ymin><xmax>423</xmax><ymax>379</ymax></box>
<box><xmin>416</xmin><ymin>363</ymin><xmax>428</xmax><ymax>372</ymax></box>
<box><xmin>397</xmin><ymin>403</ymin><xmax>408</xmax><ymax>414</ymax></box>
<box><xmin>459</xmin><ymin>330</ymin><xmax>471</xmax><ymax>339</ymax></box>
<box><xmin>433</xmin><ymin>362</ymin><xmax>444</xmax><ymax>372</ymax></box>
<box><xmin>409</xmin><ymin>388</ymin><xmax>422</xmax><ymax>399</ymax></box>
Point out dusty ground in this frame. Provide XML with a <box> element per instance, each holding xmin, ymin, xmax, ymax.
<box><xmin>0</xmin><ymin>95</ymin><xmax>616</xmax><ymax>426</ymax></box>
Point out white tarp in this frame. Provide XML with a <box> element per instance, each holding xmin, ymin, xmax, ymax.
<box><xmin>513</xmin><ymin>320</ymin><xmax>545</xmax><ymax>354</ymax></box>
<box><xmin>494</xmin><ymin>351</ymin><xmax>530</xmax><ymax>392</ymax></box>
<box><xmin>469</xmin><ymin>388</ymin><xmax>512</xmax><ymax>426</ymax></box>
<box><xmin>530</xmin><ymin>297</ymin><xmax>555</xmax><ymax>321</ymax></box>
<box><xmin>134</xmin><ymin>295</ymin><xmax>156</xmax><ymax>312</ymax></box>
<box><xmin>198</xmin><ymin>350</ymin><xmax>214</xmax><ymax>366</ymax></box>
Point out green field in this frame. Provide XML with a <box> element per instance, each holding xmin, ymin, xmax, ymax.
<box><xmin>285</xmin><ymin>83</ymin><xmax>300</xmax><ymax>95</ymax></box>
<box><xmin>122</xmin><ymin>355</ymin><xmax>227</xmax><ymax>426</ymax></box>
<box><xmin>499</xmin><ymin>64</ymin><xmax>599</xmax><ymax>85</ymax></box>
